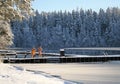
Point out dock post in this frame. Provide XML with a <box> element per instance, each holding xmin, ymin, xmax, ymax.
<box><xmin>15</xmin><ymin>52</ymin><xmax>17</xmax><ymax>58</ymax></box>
<box><xmin>24</xmin><ymin>51</ymin><xmax>27</xmax><ymax>58</ymax></box>
<box><xmin>60</xmin><ymin>49</ymin><xmax>65</xmax><ymax>57</ymax></box>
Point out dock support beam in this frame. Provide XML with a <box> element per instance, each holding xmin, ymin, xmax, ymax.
<box><xmin>60</xmin><ymin>49</ymin><xmax>65</xmax><ymax>56</ymax></box>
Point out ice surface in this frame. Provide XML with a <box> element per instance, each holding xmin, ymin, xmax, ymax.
<box><xmin>0</xmin><ymin>63</ymin><xmax>77</xmax><ymax>84</ymax></box>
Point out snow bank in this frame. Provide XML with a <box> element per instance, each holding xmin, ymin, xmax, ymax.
<box><xmin>0</xmin><ymin>63</ymin><xmax>76</xmax><ymax>84</ymax></box>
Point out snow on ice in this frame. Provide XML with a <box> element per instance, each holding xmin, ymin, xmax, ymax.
<box><xmin>0</xmin><ymin>63</ymin><xmax>77</xmax><ymax>84</ymax></box>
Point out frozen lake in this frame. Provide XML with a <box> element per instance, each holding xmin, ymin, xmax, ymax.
<box><xmin>12</xmin><ymin>62</ymin><xmax>120</xmax><ymax>84</ymax></box>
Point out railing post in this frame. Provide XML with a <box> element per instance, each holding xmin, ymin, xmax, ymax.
<box><xmin>15</xmin><ymin>51</ymin><xmax>17</xmax><ymax>58</ymax></box>
<box><xmin>60</xmin><ymin>49</ymin><xmax>65</xmax><ymax>57</ymax></box>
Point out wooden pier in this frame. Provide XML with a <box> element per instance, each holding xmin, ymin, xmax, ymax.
<box><xmin>2</xmin><ymin>55</ymin><xmax>120</xmax><ymax>63</ymax></box>
<box><xmin>0</xmin><ymin>47</ymin><xmax>120</xmax><ymax>63</ymax></box>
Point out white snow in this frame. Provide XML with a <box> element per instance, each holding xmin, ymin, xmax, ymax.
<box><xmin>0</xmin><ymin>63</ymin><xmax>76</xmax><ymax>84</ymax></box>
<box><xmin>11</xmin><ymin>62</ymin><xmax>120</xmax><ymax>84</ymax></box>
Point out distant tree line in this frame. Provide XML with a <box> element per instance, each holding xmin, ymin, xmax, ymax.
<box><xmin>11</xmin><ymin>7</ymin><xmax>120</xmax><ymax>52</ymax></box>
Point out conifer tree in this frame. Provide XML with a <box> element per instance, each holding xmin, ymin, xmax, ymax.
<box><xmin>0</xmin><ymin>0</ymin><xmax>33</xmax><ymax>48</ymax></box>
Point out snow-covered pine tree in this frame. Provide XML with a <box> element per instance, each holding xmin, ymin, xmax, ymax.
<box><xmin>0</xmin><ymin>21</ymin><xmax>13</xmax><ymax>48</ymax></box>
<box><xmin>0</xmin><ymin>0</ymin><xmax>33</xmax><ymax>49</ymax></box>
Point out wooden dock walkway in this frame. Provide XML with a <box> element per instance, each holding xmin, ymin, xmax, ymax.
<box><xmin>2</xmin><ymin>55</ymin><xmax>120</xmax><ymax>63</ymax></box>
<box><xmin>0</xmin><ymin>47</ymin><xmax>120</xmax><ymax>63</ymax></box>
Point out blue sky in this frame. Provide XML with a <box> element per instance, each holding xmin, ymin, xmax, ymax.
<box><xmin>32</xmin><ymin>0</ymin><xmax>120</xmax><ymax>13</ymax></box>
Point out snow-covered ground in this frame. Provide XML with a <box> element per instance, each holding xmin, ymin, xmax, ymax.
<box><xmin>12</xmin><ymin>61</ymin><xmax>120</xmax><ymax>84</ymax></box>
<box><xmin>0</xmin><ymin>63</ymin><xmax>77</xmax><ymax>84</ymax></box>
<box><xmin>1</xmin><ymin>61</ymin><xmax>120</xmax><ymax>84</ymax></box>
